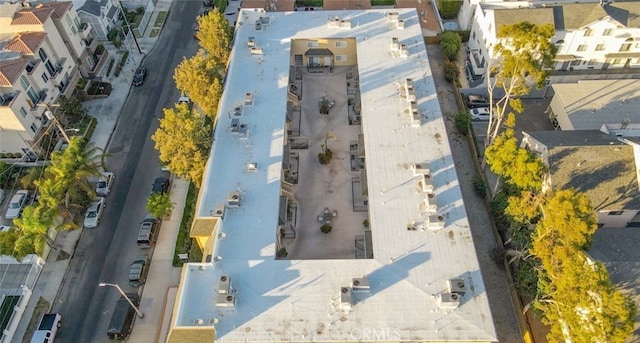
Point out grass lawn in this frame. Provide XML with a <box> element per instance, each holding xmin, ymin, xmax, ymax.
<box><xmin>172</xmin><ymin>183</ymin><xmax>202</xmax><ymax>266</ymax></box>
<box><xmin>154</xmin><ymin>11</ymin><xmax>167</xmax><ymax>27</ymax></box>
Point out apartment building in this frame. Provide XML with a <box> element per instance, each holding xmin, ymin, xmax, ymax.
<box><xmin>0</xmin><ymin>1</ymin><xmax>97</xmax><ymax>155</ymax></box>
<box><xmin>75</xmin><ymin>0</ymin><xmax>121</xmax><ymax>40</ymax></box>
<box><xmin>466</xmin><ymin>1</ymin><xmax>640</xmax><ymax>78</ymax></box>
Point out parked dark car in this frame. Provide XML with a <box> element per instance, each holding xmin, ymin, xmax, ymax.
<box><xmin>132</xmin><ymin>67</ymin><xmax>146</xmax><ymax>86</ymax></box>
<box><xmin>465</xmin><ymin>94</ymin><xmax>490</xmax><ymax>108</ymax></box>
<box><xmin>106</xmin><ymin>294</ymin><xmax>139</xmax><ymax>340</ymax></box>
<box><xmin>152</xmin><ymin>177</ymin><xmax>169</xmax><ymax>194</ymax></box>
<box><xmin>128</xmin><ymin>256</ymin><xmax>149</xmax><ymax>287</ymax></box>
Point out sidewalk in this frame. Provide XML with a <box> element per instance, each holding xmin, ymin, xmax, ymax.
<box><xmin>14</xmin><ymin>4</ymin><xmax>172</xmax><ymax>342</ymax></box>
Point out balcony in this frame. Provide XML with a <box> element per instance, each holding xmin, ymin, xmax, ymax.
<box><xmin>77</xmin><ymin>22</ymin><xmax>92</xmax><ymax>40</ymax></box>
<box><xmin>0</xmin><ymin>92</ymin><xmax>18</xmax><ymax>107</ymax></box>
<box><xmin>25</xmin><ymin>60</ymin><xmax>41</xmax><ymax>75</ymax></box>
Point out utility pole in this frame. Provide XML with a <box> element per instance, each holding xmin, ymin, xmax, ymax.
<box><xmin>117</xmin><ymin>0</ymin><xmax>142</xmax><ymax>54</ymax></box>
<box><xmin>39</xmin><ymin>103</ymin><xmax>70</xmax><ymax>143</ymax></box>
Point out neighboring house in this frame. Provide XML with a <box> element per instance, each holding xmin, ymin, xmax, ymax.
<box><xmin>0</xmin><ymin>1</ymin><xmax>95</xmax><ymax>155</ymax></box>
<box><xmin>466</xmin><ymin>1</ymin><xmax>640</xmax><ymax>79</ymax></box>
<box><xmin>548</xmin><ymin>79</ymin><xmax>640</xmax><ymax>131</ymax></box>
<box><xmin>75</xmin><ymin>0</ymin><xmax>120</xmax><ymax>40</ymax></box>
<box><xmin>522</xmin><ymin>129</ymin><xmax>640</xmax><ymax>228</ymax></box>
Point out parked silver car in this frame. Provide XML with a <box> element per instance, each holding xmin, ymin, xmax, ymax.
<box><xmin>84</xmin><ymin>197</ymin><xmax>105</xmax><ymax>228</ymax></box>
<box><xmin>96</xmin><ymin>172</ymin><xmax>115</xmax><ymax>196</ymax></box>
<box><xmin>5</xmin><ymin>190</ymin><xmax>29</xmax><ymax>219</ymax></box>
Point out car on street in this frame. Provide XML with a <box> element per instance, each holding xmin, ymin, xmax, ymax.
<box><xmin>465</xmin><ymin>94</ymin><xmax>490</xmax><ymax>108</ymax></box>
<box><xmin>84</xmin><ymin>197</ymin><xmax>105</xmax><ymax>228</ymax></box>
<box><xmin>96</xmin><ymin>172</ymin><xmax>115</xmax><ymax>196</ymax></box>
<box><xmin>128</xmin><ymin>255</ymin><xmax>149</xmax><ymax>287</ymax></box>
<box><xmin>5</xmin><ymin>190</ymin><xmax>29</xmax><ymax>219</ymax></box>
<box><xmin>152</xmin><ymin>177</ymin><xmax>169</xmax><ymax>194</ymax></box>
<box><xmin>470</xmin><ymin>107</ymin><xmax>491</xmax><ymax>121</ymax></box>
<box><xmin>132</xmin><ymin>67</ymin><xmax>146</xmax><ymax>86</ymax></box>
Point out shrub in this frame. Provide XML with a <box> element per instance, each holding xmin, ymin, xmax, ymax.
<box><xmin>320</xmin><ymin>224</ymin><xmax>332</xmax><ymax>233</ymax></box>
<box><xmin>440</xmin><ymin>31</ymin><xmax>462</xmax><ymax>61</ymax></box>
<box><xmin>473</xmin><ymin>176</ymin><xmax>488</xmax><ymax>198</ymax></box>
<box><xmin>363</xmin><ymin>219</ymin><xmax>369</xmax><ymax>228</ymax></box>
<box><xmin>454</xmin><ymin>111</ymin><xmax>471</xmax><ymax>135</ymax></box>
<box><xmin>106</xmin><ymin>28</ymin><xmax>119</xmax><ymax>41</ymax></box>
<box><xmin>105</xmin><ymin>58</ymin><xmax>115</xmax><ymax>77</ymax></box>
<box><xmin>318</xmin><ymin>148</ymin><xmax>333</xmax><ymax>164</ymax></box>
<box><xmin>277</xmin><ymin>247</ymin><xmax>288</xmax><ymax>258</ymax></box>
<box><xmin>95</xmin><ymin>44</ymin><xmax>105</xmax><ymax>55</ymax></box>
<box><xmin>443</xmin><ymin>61</ymin><xmax>459</xmax><ymax>83</ymax></box>
<box><xmin>438</xmin><ymin>0</ymin><xmax>462</xmax><ymax>19</ymax></box>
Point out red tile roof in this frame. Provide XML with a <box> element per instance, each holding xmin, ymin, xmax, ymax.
<box><xmin>0</xmin><ymin>58</ymin><xmax>28</xmax><ymax>87</ymax></box>
<box><xmin>37</xmin><ymin>1</ymin><xmax>73</xmax><ymax>19</ymax></box>
<box><xmin>4</xmin><ymin>32</ymin><xmax>46</xmax><ymax>55</ymax></box>
<box><xmin>12</xmin><ymin>6</ymin><xmax>55</xmax><ymax>25</ymax></box>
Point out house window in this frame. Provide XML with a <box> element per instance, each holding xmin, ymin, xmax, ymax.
<box><xmin>307</xmin><ymin>41</ymin><xmax>319</xmax><ymax>48</ymax></box>
<box><xmin>19</xmin><ymin>107</ymin><xmax>27</xmax><ymax>118</ymax></box>
<box><xmin>588</xmin><ymin>59</ymin><xmax>597</xmax><ymax>65</ymax></box>
<box><xmin>619</xmin><ymin>43</ymin><xmax>631</xmax><ymax>52</ymax></box>
<box><xmin>335</xmin><ymin>41</ymin><xmax>347</xmax><ymax>48</ymax></box>
<box><xmin>335</xmin><ymin>55</ymin><xmax>347</xmax><ymax>62</ymax></box>
<box><xmin>20</xmin><ymin>76</ymin><xmax>39</xmax><ymax>106</ymax></box>
<box><xmin>608</xmin><ymin>211</ymin><xmax>624</xmax><ymax>215</ymax></box>
<box><xmin>38</xmin><ymin>48</ymin><xmax>56</xmax><ymax>77</ymax></box>
<box><xmin>30</xmin><ymin>122</ymin><xmax>38</xmax><ymax>133</ymax></box>
<box><xmin>41</xmin><ymin>73</ymin><xmax>49</xmax><ymax>83</ymax></box>
<box><xmin>595</xmin><ymin>44</ymin><xmax>605</xmax><ymax>51</ymax></box>
<box><xmin>584</xmin><ymin>28</ymin><xmax>593</xmax><ymax>36</ymax></box>
<box><xmin>603</xmin><ymin>28</ymin><xmax>613</xmax><ymax>36</ymax></box>
<box><xmin>570</xmin><ymin>59</ymin><xmax>580</xmax><ymax>66</ymax></box>
<box><xmin>577</xmin><ymin>45</ymin><xmax>587</xmax><ymax>52</ymax></box>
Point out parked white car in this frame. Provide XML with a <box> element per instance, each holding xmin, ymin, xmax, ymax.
<box><xmin>96</xmin><ymin>172</ymin><xmax>115</xmax><ymax>196</ymax></box>
<box><xmin>84</xmin><ymin>197</ymin><xmax>105</xmax><ymax>228</ymax></box>
<box><xmin>5</xmin><ymin>190</ymin><xmax>29</xmax><ymax>219</ymax></box>
<box><xmin>470</xmin><ymin>107</ymin><xmax>491</xmax><ymax>121</ymax></box>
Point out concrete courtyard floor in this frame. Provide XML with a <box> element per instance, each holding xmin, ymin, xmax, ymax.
<box><xmin>285</xmin><ymin>67</ymin><xmax>368</xmax><ymax>259</ymax></box>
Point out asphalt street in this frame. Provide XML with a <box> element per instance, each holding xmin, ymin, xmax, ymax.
<box><xmin>52</xmin><ymin>1</ymin><xmax>200</xmax><ymax>342</ymax></box>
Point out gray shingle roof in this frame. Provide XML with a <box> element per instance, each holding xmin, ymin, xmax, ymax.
<box><xmin>528</xmin><ymin>130</ymin><xmax>640</xmax><ymax>211</ymax></box>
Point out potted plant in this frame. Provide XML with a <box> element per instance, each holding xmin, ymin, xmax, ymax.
<box><xmin>320</xmin><ymin>224</ymin><xmax>332</xmax><ymax>233</ymax></box>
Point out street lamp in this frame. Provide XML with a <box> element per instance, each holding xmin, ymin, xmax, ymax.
<box><xmin>98</xmin><ymin>282</ymin><xmax>144</xmax><ymax>318</ymax></box>
<box><xmin>38</xmin><ymin>103</ymin><xmax>70</xmax><ymax>143</ymax></box>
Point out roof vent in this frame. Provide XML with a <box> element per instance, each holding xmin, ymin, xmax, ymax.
<box><xmin>437</xmin><ymin>292</ymin><xmax>459</xmax><ymax>309</ymax></box>
<box><xmin>238</xmin><ymin>124</ymin><xmax>249</xmax><ymax>139</ymax></box>
<box><xmin>399</xmin><ymin>44</ymin><xmax>409</xmax><ymax>58</ymax></box>
<box><xmin>397</xmin><ymin>19</ymin><xmax>405</xmax><ymax>29</ymax></box>
<box><xmin>227</xmin><ymin>191</ymin><xmax>241</xmax><ymax>207</ymax></box>
<box><xmin>339</xmin><ymin>19</ymin><xmax>352</xmax><ymax>29</ymax></box>
<box><xmin>447</xmin><ymin>278</ymin><xmax>466</xmax><ymax>296</ymax></box>
<box><xmin>255</xmin><ymin>20</ymin><xmax>262</xmax><ymax>31</ymax></box>
<box><xmin>339</xmin><ymin>287</ymin><xmax>352</xmax><ymax>309</ymax></box>
<box><xmin>260</xmin><ymin>16</ymin><xmax>270</xmax><ymax>25</ymax></box>
<box><xmin>247</xmin><ymin>36</ymin><xmax>255</xmax><ymax>47</ymax></box>
<box><xmin>194</xmin><ymin>318</ymin><xmax>204</xmax><ymax>325</ymax></box>
<box><xmin>427</xmin><ymin>214</ymin><xmax>445</xmax><ymax>230</ymax></box>
<box><xmin>218</xmin><ymin>275</ymin><xmax>232</xmax><ymax>294</ymax></box>
<box><xmin>405</xmin><ymin>78</ymin><xmax>414</xmax><ymax>91</ymax></box>
<box><xmin>230</xmin><ymin>118</ymin><xmax>241</xmax><ymax>133</ymax></box>
<box><xmin>407</xmin><ymin>220</ymin><xmax>425</xmax><ymax>231</ymax></box>
<box><xmin>328</xmin><ymin>17</ymin><xmax>340</xmax><ymax>28</ymax></box>
<box><xmin>244</xmin><ymin>92</ymin><xmax>254</xmax><ymax>106</ymax></box>
<box><xmin>419</xmin><ymin>195</ymin><xmax>437</xmax><ymax>215</ymax></box>
<box><xmin>212</xmin><ymin>203</ymin><xmax>225</xmax><ymax>219</ymax></box>
<box><xmin>417</xmin><ymin>173</ymin><xmax>434</xmax><ymax>193</ymax></box>
<box><xmin>230</xmin><ymin>104</ymin><xmax>243</xmax><ymax>118</ymax></box>
<box><xmin>352</xmin><ymin>278</ymin><xmax>370</xmax><ymax>292</ymax></box>
<box><xmin>412</xmin><ymin>163</ymin><xmax>430</xmax><ymax>175</ymax></box>
<box><xmin>216</xmin><ymin>294</ymin><xmax>236</xmax><ymax>308</ymax></box>
<box><xmin>251</xmin><ymin>46</ymin><xmax>263</xmax><ymax>55</ymax></box>
<box><xmin>407</xmin><ymin>88</ymin><xmax>416</xmax><ymax>102</ymax></box>
<box><xmin>387</xmin><ymin>12</ymin><xmax>399</xmax><ymax>23</ymax></box>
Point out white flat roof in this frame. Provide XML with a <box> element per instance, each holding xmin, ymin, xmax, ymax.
<box><xmin>176</xmin><ymin>8</ymin><xmax>497</xmax><ymax>342</ymax></box>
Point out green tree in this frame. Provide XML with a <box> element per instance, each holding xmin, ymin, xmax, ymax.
<box><xmin>57</xmin><ymin>95</ymin><xmax>87</xmax><ymax>126</ymax></box>
<box><xmin>152</xmin><ymin>104</ymin><xmax>211</xmax><ymax>187</ymax></box>
<box><xmin>173</xmin><ymin>51</ymin><xmax>224</xmax><ymax>117</ymax></box>
<box><xmin>10</xmin><ymin>205</ymin><xmax>55</xmax><ymax>257</ymax></box>
<box><xmin>440</xmin><ymin>31</ymin><xmax>462</xmax><ymax>61</ymax></box>
<box><xmin>0</xmin><ymin>162</ymin><xmax>12</xmax><ymax>188</ymax></box>
<box><xmin>20</xmin><ymin>166</ymin><xmax>46</xmax><ymax>190</ymax></box>
<box><xmin>485</xmin><ymin>124</ymin><xmax>545</xmax><ymax>192</ymax></box>
<box><xmin>196</xmin><ymin>10</ymin><xmax>232</xmax><ymax>64</ymax></box>
<box><xmin>0</xmin><ymin>227</ymin><xmax>21</xmax><ymax>256</ymax></box>
<box><xmin>485</xmin><ymin>22</ymin><xmax>557</xmax><ymax>148</ymax></box>
<box><xmin>147</xmin><ymin>192</ymin><xmax>174</xmax><ymax>219</ymax></box>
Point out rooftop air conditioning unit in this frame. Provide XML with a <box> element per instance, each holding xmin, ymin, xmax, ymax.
<box><xmin>247</xmin><ymin>36</ymin><xmax>256</xmax><ymax>47</ymax></box>
<box><xmin>408</xmin><ymin>101</ymin><xmax>418</xmax><ymax>113</ymax></box>
<box><xmin>260</xmin><ymin>16</ymin><xmax>270</xmax><ymax>25</ymax></box>
<box><xmin>328</xmin><ymin>17</ymin><xmax>340</xmax><ymax>28</ymax></box>
<box><xmin>405</xmin><ymin>78</ymin><xmax>414</xmax><ymax>91</ymax></box>
<box><xmin>246</xmin><ymin>162</ymin><xmax>258</xmax><ymax>172</ymax></box>
<box><xmin>230</xmin><ymin>118</ymin><xmax>240</xmax><ymax>133</ymax></box>
<box><xmin>255</xmin><ymin>20</ymin><xmax>262</xmax><ymax>31</ymax></box>
<box><xmin>216</xmin><ymin>294</ymin><xmax>236</xmax><ymax>308</ymax></box>
<box><xmin>352</xmin><ymin>278</ymin><xmax>370</xmax><ymax>292</ymax></box>
<box><xmin>407</xmin><ymin>88</ymin><xmax>416</xmax><ymax>102</ymax></box>
<box><xmin>251</xmin><ymin>46</ymin><xmax>263</xmax><ymax>55</ymax></box>
<box><xmin>399</xmin><ymin>44</ymin><xmax>409</xmax><ymax>57</ymax></box>
<box><xmin>418</xmin><ymin>173</ymin><xmax>434</xmax><ymax>193</ymax></box>
<box><xmin>339</xmin><ymin>287</ymin><xmax>352</xmax><ymax>309</ymax></box>
<box><xmin>228</xmin><ymin>191</ymin><xmax>241</xmax><ymax>207</ymax></box>
<box><xmin>412</xmin><ymin>163</ymin><xmax>430</xmax><ymax>175</ymax></box>
<box><xmin>238</xmin><ymin>124</ymin><xmax>249</xmax><ymax>139</ymax></box>
<box><xmin>212</xmin><ymin>202</ymin><xmax>225</xmax><ymax>219</ymax></box>
<box><xmin>387</xmin><ymin>12</ymin><xmax>399</xmax><ymax>23</ymax></box>
<box><xmin>397</xmin><ymin>19</ymin><xmax>405</xmax><ymax>29</ymax></box>
<box><xmin>339</xmin><ymin>20</ymin><xmax>352</xmax><ymax>29</ymax></box>
<box><xmin>419</xmin><ymin>196</ymin><xmax>437</xmax><ymax>215</ymax></box>
<box><xmin>231</xmin><ymin>104</ymin><xmax>243</xmax><ymax>118</ymax></box>
<box><xmin>218</xmin><ymin>275</ymin><xmax>232</xmax><ymax>294</ymax></box>
<box><xmin>427</xmin><ymin>214</ymin><xmax>445</xmax><ymax>230</ymax></box>
<box><xmin>437</xmin><ymin>292</ymin><xmax>460</xmax><ymax>309</ymax></box>
<box><xmin>411</xmin><ymin>110</ymin><xmax>421</xmax><ymax>127</ymax></box>
<box><xmin>244</xmin><ymin>92</ymin><xmax>254</xmax><ymax>106</ymax></box>
<box><xmin>391</xmin><ymin>37</ymin><xmax>400</xmax><ymax>51</ymax></box>
<box><xmin>447</xmin><ymin>278</ymin><xmax>466</xmax><ymax>296</ymax></box>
